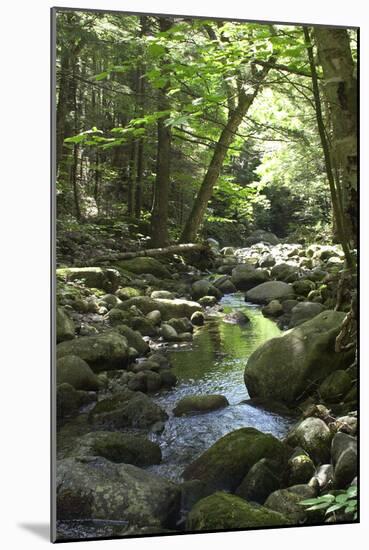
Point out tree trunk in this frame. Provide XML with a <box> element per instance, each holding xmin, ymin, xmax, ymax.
<box><xmin>150</xmin><ymin>18</ymin><xmax>173</xmax><ymax>247</ymax></box>
<box><xmin>303</xmin><ymin>27</ymin><xmax>353</xmax><ymax>267</ymax></box>
<box><xmin>180</xmin><ymin>64</ymin><xmax>271</xmax><ymax>243</ymax></box>
<box><xmin>314</xmin><ymin>27</ymin><xmax>357</xmax><ymax>247</ymax></box>
<box><xmin>84</xmin><ymin>243</ymin><xmax>210</xmax><ymax>266</ymax></box>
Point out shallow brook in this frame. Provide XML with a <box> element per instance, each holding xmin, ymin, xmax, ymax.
<box><xmin>148</xmin><ymin>293</ymin><xmax>294</xmax><ymax>482</ymax></box>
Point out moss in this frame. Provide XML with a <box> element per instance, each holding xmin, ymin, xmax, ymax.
<box><xmin>183</xmin><ymin>427</ymin><xmax>288</xmax><ymax>492</ymax></box>
<box><xmin>186</xmin><ymin>492</ymin><xmax>290</xmax><ymax>531</ymax></box>
<box><xmin>174</xmin><ymin>395</ymin><xmax>229</xmax><ymax>416</ymax></box>
<box><xmin>115</xmin><ymin>257</ymin><xmax>171</xmax><ymax>278</ymax></box>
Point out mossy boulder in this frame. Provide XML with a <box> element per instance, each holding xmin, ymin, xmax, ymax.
<box><xmin>186</xmin><ymin>492</ymin><xmax>290</xmax><ymax>531</ymax></box>
<box><xmin>115</xmin><ymin>257</ymin><xmax>170</xmax><ymax>278</ymax></box>
<box><xmin>331</xmin><ymin>432</ymin><xmax>357</xmax><ymax>488</ymax></box>
<box><xmin>191</xmin><ymin>280</ymin><xmax>221</xmax><ymax>300</ymax></box>
<box><xmin>57</xmin><ymin>267</ymin><xmax>120</xmax><ymax>292</ymax></box>
<box><xmin>115</xmin><ymin>324</ymin><xmax>149</xmax><ymax>355</ymax></box>
<box><xmin>69</xmin><ymin>431</ymin><xmax>161</xmax><ymax>466</ymax></box>
<box><xmin>264</xmin><ymin>484</ymin><xmax>317</xmax><ymax>524</ymax></box>
<box><xmin>183</xmin><ymin>427</ymin><xmax>288</xmax><ymax>492</ymax></box>
<box><xmin>89</xmin><ymin>388</ymin><xmax>168</xmax><ymax>429</ymax></box>
<box><xmin>244</xmin><ymin>230</ymin><xmax>280</xmax><ymax>246</ymax></box>
<box><xmin>319</xmin><ymin>370</ymin><xmax>352</xmax><ymax>403</ymax></box>
<box><xmin>173</xmin><ymin>395</ymin><xmax>229</xmax><ymax>416</ymax></box>
<box><xmin>151</xmin><ymin>290</ymin><xmax>174</xmax><ymax>299</ymax></box>
<box><xmin>115</xmin><ymin>287</ymin><xmax>142</xmax><ymax>300</ymax></box>
<box><xmin>288</xmin><ymin>301</ymin><xmax>324</xmax><ymax>328</ymax></box>
<box><xmin>57</xmin><ymin>383</ymin><xmax>96</xmax><ymax>421</ymax></box>
<box><xmin>285</xmin><ymin>417</ymin><xmax>333</xmax><ymax>464</ymax></box>
<box><xmin>292</xmin><ymin>279</ymin><xmax>316</xmax><ymax>296</ymax></box>
<box><xmin>57</xmin><ymin>330</ymin><xmax>129</xmax><ymax>372</ymax></box>
<box><xmin>56</xmin><ymin>307</ymin><xmax>75</xmax><ymax>343</ymax></box>
<box><xmin>286</xmin><ymin>449</ymin><xmax>316</xmax><ymax>485</ymax></box>
<box><xmin>231</xmin><ymin>264</ymin><xmax>269</xmax><ymax>291</ymax></box>
<box><xmin>57</xmin><ymin>457</ymin><xmax>180</xmax><ymax>528</ymax></box>
<box><xmin>244</xmin><ymin>311</ymin><xmax>354</xmax><ymax>404</ymax></box>
<box><xmin>271</xmin><ymin>263</ymin><xmax>299</xmax><ymax>283</ymax></box>
<box><xmin>117</xmin><ymin>296</ymin><xmax>201</xmax><ymax>321</ymax></box>
<box><xmin>246</xmin><ymin>281</ymin><xmax>294</xmax><ymax>304</ymax></box>
<box><xmin>57</xmin><ymin>355</ymin><xmax>100</xmax><ymax>390</ymax></box>
<box><xmin>235</xmin><ymin>458</ymin><xmax>281</xmax><ymax>504</ymax></box>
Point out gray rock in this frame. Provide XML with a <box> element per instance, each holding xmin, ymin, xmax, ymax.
<box><xmin>89</xmin><ymin>388</ymin><xmax>168</xmax><ymax>429</ymax></box>
<box><xmin>57</xmin><ymin>355</ymin><xmax>100</xmax><ymax>391</ymax></box>
<box><xmin>115</xmin><ymin>324</ymin><xmax>149</xmax><ymax>355</ymax></box>
<box><xmin>287</xmin><ymin>449</ymin><xmax>316</xmax><ymax>485</ymax></box>
<box><xmin>271</xmin><ymin>263</ymin><xmax>299</xmax><ymax>283</ymax></box>
<box><xmin>289</xmin><ymin>302</ymin><xmax>324</xmax><ymax>328</ymax></box>
<box><xmin>244</xmin><ymin>230</ymin><xmax>280</xmax><ymax>246</ymax></box>
<box><xmin>319</xmin><ymin>370</ymin><xmax>352</xmax><ymax>403</ymax></box>
<box><xmin>246</xmin><ymin>281</ymin><xmax>294</xmax><ymax>304</ymax></box>
<box><xmin>191</xmin><ymin>311</ymin><xmax>205</xmax><ymax>326</ymax></box>
<box><xmin>264</xmin><ymin>484</ymin><xmax>317</xmax><ymax>524</ymax></box>
<box><xmin>331</xmin><ymin>433</ymin><xmax>357</xmax><ymax>488</ymax></box>
<box><xmin>173</xmin><ymin>395</ymin><xmax>229</xmax><ymax>416</ymax></box>
<box><xmin>57</xmin><ymin>307</ymin><xmax>75</xmax><ymax>343</ymax></box>
<box><xmin>262</xmin><ymin>300</ymin><xmax>283</xmax><ymax>317</ymax></box>
<box><xmin>69</xmin><ymin>431</ymin><xmax>162</xmax><ymax>466</ymax></box>
<box><xmin>57</xmin><ymin>330</ymin><xmax>129</xmax><ymax>372</ymax></box>
<box><xmin>56</xmin><ymin>457</ymin><xmax>180</xmax><ymax>528</ymax></box>
<box><xmin>285</xmin><ymin>417</ymin><xmax>332</xmax><ymax>464</ymax></box>
<box><xmin>160</xmin><ymin>323</ymin><xmax>179</xmax><ymax>341</ymax></box>
<box><xmin>151</xmin><ymin>290</ymin><xmax>174</xmax><ymax>300</ymax></box>
<box><xmin>236</xmin><ymin>458</ymin><xmax>281</xmax><ymax>503</ymax></box>
<box><xmin>244</xmin><ymin>311</ymin><xmax>354</xmax><ymax>404</ymax></box>
<box><xmin>231</xmin><ymin>264</ymin><xmax>269</xmax><ymax>291</ymax></box>
<box><xmin>146</xmin><ymin>309</ymin><xmax>161</xmax><ymax>325</ymax></box>
<box><xmin>57</xmin><ymin>267</ymin><xmax>120</xmax><ymax>292</ymax></box>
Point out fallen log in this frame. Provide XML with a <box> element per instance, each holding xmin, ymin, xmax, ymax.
<box><xmin>82</xmin><ymin>243</ymin><xmax>211</xmax><ymax>266</ymax></box>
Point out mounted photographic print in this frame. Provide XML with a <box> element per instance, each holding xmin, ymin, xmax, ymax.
<box><xmin>51</xmin><ymin>6</ymin><xmax>359</xmax><ymax>542</ymax></box>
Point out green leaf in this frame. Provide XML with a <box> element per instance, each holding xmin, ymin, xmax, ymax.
<box><xmin>306</xmin><ymin>503</ymin><xmax>331</xmax><ymax>511</ymax></box>
<box><xmin>148</xmin><ymin>43</ymin><xmax>166</xmax><ymax>58</ymax></box>
<box><xmin>94</xmin><ymin>71</ymin><xmax>109</xmax><ymax>81</ymax></box>
<box><xmin>325</xmin><ymin>504</ymin><xmax>344</xmax><ymax>515</ymax></box>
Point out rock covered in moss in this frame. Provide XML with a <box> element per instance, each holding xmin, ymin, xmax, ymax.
<box><xmin>244</xmin><ymin>311</ymin><xmax>354</xmax><ymax>404</ymax></box>
<box><xmin>288</xmin><ymin>301</ymin><xmax>324</xmax><ymax>328</ymax></box>
<box><xmin>231</xmin><ymin>264</ymin><xmax>269</xmax><ymax>291</ymax></box>
<box><xmin>286</xmin><ymin>448</ymin><xmax>316</xmax><ymax>485</ymax></box>
<box><xmin>114</xmin><ymin>324</ymin><xmax>149</xmax><ymax>355</ymax></box>
<box><xmin>57</xmin><ymin>267</ymin><xmax>120</xmax><ymax>292</ymax></box>
<box><xmin>57</xmin><ymin>457</ymin><xmax>180</xmax><ymax>528</ymax></box>
<box><xmin>117</xmin><ymin>296</ymin><xmax>201</xmax><ymax>321</ymax></box>
<box><xmin>89</xmin><ymin>388</ymin><xmax>168</xmax><ymax>429</ymax></box>
<box><xmin>186</xmin><ymin>492</ymin><xmax>289</xmax><ymax>531</ymax></box>
<box><xmin>331</xmin><ymin>432</ymin><xmax>357</xmax><ymax>488</ymax></box>
<box><xmin>57</xmin><ymin>383</ymin><xmax>96</xmax><ymax>421</ymax></box>
<box><xmin>57</xmin><ymin>330</ymin><xmax>129</xmax><ymax>372</ymax></box>
<box><xmin>115</xmin><ymin>287</ymin><xmax>142</xmax><ymax>300</ymax></box>
<box><xmin>57</xmin><ymin>355</ymin><xmax>100</xmax><ymax>390</ymax></box>
<box><xmin>69</xmin><ymin>431</ymin><xmax>161</xmax><ymax>466</ymax></box>
<box><xmin>235</xmin><ymin>458</ymin><xmax>281</xmax><ymax>504</ymax></box>
<box><xmin>115</xmin><ymin>257</ymin><xmax>171</xmax><ymax>278</ymax></box>
<box><xmin>173</xmin><ymin>395</ymin><xmax>229</xmax><ymax>417</ymax></box>
<box><xmin>183</xmin><ymin>427</ymin><xmax>288</xmax><ymax>492</ymax></box>
<box><xmin>57</xmin><ymin>307</ymin><xmax>75</xmax><ymax>343</ymax></box>
<box><xmin>264</xmin><ymin>484</ymin><xmax>317</xmax><ymax>524</ymax></box>
<box><xmin>191</xmin><ymin>311</ymin><xmax>205</xmax><ymax>326</ymax></box>
<box><xmin>246</xmin><ymin>281</ymin><xmax>295</xmax><ymax>304</ymax></box>
<box><xmin>319</xmin><ymin>370</ymin><xmax>352</xmax><ymax>403</ymax></box>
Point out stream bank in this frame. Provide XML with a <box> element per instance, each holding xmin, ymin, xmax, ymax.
<box><xmin>55</xmin><ymin>233</ymin><xmax>357</xmax><ymax>540</ymax></box>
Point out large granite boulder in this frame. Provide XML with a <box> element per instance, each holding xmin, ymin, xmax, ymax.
<box><xmin>231</xmin><ymin>264</ymin><xmax>269</xmax><ymax>291</ymax></box>
<box><xmin>57</xmin><ymin>330</ymin><xmax>129</xmax><ymax>372</ymax></box>
<box><xmin>173</xmin><ymin>395</ymin><xmax>229</xmax><ymax>417</ymax></box>
<box><xmin>186</xmin><ymin>492</ymin><xmax>289</xmax><ymax>531</ymax></box>
<box><xmin>57</xmin><ymin>355</ymin><xmax>100</xmax><ymax>390</ymax></box>
<box><xmin>244</xmin><ymin>311</ymin><xmax>354</xmax><ymax>404</ymax></box>
<box><xmin>57</xmin><ymin>267</ymin><xmax>120</xmax><ymax>292</ymax></box>
<box><xmin>183</xmin><ymin>427</ymin><xmax>288</xmax><ymax>492</ymax></box>
<box><xmin>117</xmin><ymin>296</ymin><xmax>201</xmax><ymax>321</ymax></box>
<box><xmin>56</xmin><ymin>307</ymin><xmax>75</xmax><ymax>343</ymax></box>
<box><xmin>245</xmin><ymin>281</ymin><xmax>294</xmax><ymax>304</ymax></box>
<box><xmin>285</xmin><ymin>417</ymin><xmax>333</xmax><ymax>464</ymax></box>
<box><xmin>56</xmin><ymin>457</ymin><xmax>180</xmax><ymax>529</ymax></box>
<box><xmin>115</xmin><ymin>257</ymin><xmax>171</xmax><ymax>278</ymax></box>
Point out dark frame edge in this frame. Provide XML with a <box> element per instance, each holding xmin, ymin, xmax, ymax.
<box><xmin>50</xmin><ymin>6</ymin><xmax>57</xmax><ymax>544</ymax></box>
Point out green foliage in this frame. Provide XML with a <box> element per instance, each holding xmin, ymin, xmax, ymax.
<box><xmin>300</xmin><ymin>486</ymin><xmax>357</xmax><ymax>520</ymax></box>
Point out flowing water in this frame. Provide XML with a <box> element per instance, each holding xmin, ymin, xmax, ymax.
<box><xmin>148</xmin><ymin>293</ymin><xmax>294</xmax><ymax>482</ymax></box>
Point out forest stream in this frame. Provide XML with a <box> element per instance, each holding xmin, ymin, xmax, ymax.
<box><xmin>149</xmin><ymin>293</ymin><xmax>293</xmax><ymax>481</ymax></box>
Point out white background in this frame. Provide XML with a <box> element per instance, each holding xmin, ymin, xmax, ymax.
<box><xmin>1</xmin><ymin>0</ymin><xmax>367</xmax><ymax>548</ymax></box>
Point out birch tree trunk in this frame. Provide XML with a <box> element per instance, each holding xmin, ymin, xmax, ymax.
<box><xmin>314</xmin><ymin>27</ymin><xmax>358</xmax><ymax>247</ymax></box>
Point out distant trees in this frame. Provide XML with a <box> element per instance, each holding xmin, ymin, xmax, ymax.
<box><xmin>55</xmin><ymin>11</ymin><xmax>357</xmax><ymax>250</ymax></box>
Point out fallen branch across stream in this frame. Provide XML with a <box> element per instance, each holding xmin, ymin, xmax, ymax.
<box><xmin>83</xmin><ymin>243</ymin><xmax>211</xmax><ymax>266</ymax></box>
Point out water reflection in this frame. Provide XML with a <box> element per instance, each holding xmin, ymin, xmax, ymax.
<box><xmin>149</xmin><ymin>294</ymin><xmax>294</xmax><ymax>482</ymax></box>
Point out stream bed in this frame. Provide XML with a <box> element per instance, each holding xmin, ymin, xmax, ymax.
<box><xmin>148</xmin><ymin>293</ymin><xmax>295</xmax><ymax>482</ymax></box>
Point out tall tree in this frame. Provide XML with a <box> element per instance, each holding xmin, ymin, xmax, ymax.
<box><xmin>150</xmin><ymin>17</ymin><xmax>173</xmax><ymax>247</ymax></box>
<box><xmin>180</xmin><ymin>62</ymin><xmax>271</xmax><ymax>243</ymax></box>
<box><xmin>314</xmin><ymin>27</ymin><xmax>357</xmax><ymax>247</ymax></box>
